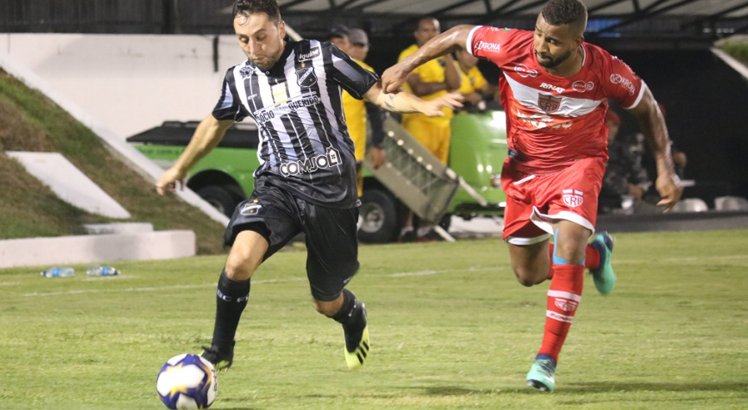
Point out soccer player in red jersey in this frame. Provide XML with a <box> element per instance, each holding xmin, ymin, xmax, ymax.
<box><xmin>382</xmin><ymin>0</ymin><xmax>682</xmax><ymax>391</ymax></box>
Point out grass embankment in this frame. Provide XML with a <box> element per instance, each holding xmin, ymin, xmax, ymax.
<box><xmin>0</xmin><ymin>69</ymin><xmax>225</xmax><ymax>253</ymax></box>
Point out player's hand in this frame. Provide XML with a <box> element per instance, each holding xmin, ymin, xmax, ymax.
<box><xmin>381</xmin><ymin>63</ymin><xmax>409</xmax><ymax>93</ymax></box>
<box><xmin>655</xmin><ymin>172</ymin><xmax>683</xmax><ymax>212</ymax></box>
<box><xmin>418</xmin><ymin>92</ymin><xmax>464</xmax><ymax>116</ymax></box>
<box><xmin>156</xmin><ymin>167</ymin><xmax>186</xmax><ymax>196</ymax></box>
<box><xmin>368</xmin><ymin>146</ymin><xmax>386</xmax><ymax>170</ymax></box>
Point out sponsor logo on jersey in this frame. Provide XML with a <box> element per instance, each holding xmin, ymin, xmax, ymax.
<box><xmin>562</xmin><ymin>189</ymin><xmax>584</xmax><ymax>207</ymax></box>
<box><xmin>554</xmin><ymin>297</ymin><xmax>579</xmax><ymax>312</ymax></box>
<box><xmin>538</xmin><ymin>93</ymin><xmax>562</xmax><ymax>113</ymax></box>
<box><xmin>514</xmin><ymin>64</ymin><xmax>538</xmax><ymax>78</ymax></box>
<box><xmin>609</xmin><ymin>73</ymin><xmax>636</xmax><ymax>96</ymax></box>
<box><xmin>254</xmin><ymin>93</ymin><xmax>322</xmax><ymax>124</ymax></box>
<box><xmin>572</xmin><ymin>80</ymin><xmax>595</xmax><ymax>93</ymax></box>
<box><xmin>296</xmin><ymin>67</ymin><xmax>318</xmax><ymax>87</ymax></box>
<box><xmin>297</xmin><ymin>47</ymin><xmax>321</xmax><ymax>62</ymax></box>
<box><xmin>279</xmin><ymin>148</ymin><xmax>342</xmax><ymax>177</ymax></box>
<box><xmin>475</xmin><ymin>40</ymin><xmax>501</xmax><ymax>53</ymax></box>
<box><xmin>540</xmin><ymin>82</ymin><xmax>565</xmax><ymax>94</ymax></box>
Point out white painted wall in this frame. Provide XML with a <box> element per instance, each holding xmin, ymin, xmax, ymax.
<box><xmin>0</xmin><ymin>33</ymin><xmax>247</xmax><ymax>138</ymax></box>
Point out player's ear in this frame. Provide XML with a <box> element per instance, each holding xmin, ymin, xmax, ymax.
<box><xmin>278</xmin><ymin>20</ymin><xmax>286</xmax><ymax>38</ymax></box>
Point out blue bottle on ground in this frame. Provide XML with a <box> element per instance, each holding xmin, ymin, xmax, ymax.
<box><xmin>86</xmin><ymin>265</ymin><xmax>120</xmax><ymax>277</ymax></box>
<box><xmin>40</xmin><ymin>267</ymin><xmax>75</xmax><ymax>277</ymax></box>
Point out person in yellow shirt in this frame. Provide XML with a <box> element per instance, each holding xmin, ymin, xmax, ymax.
<box><xmin>454</xmin><ymin>48</ymin><xmax>497</xmax><ymax>111</ymax></box>
<box><xmin>398</xmin><ymin>17</ymin><xmax>461</xmax><ymax>164</ymax></box>
<box><xmin>398</xmin><ymin>17</ymin><xmax>461</xmax><ymax>241</ymax></box>
<box><xmin>335</xmin><ymin>27</ymin><xmax>386</xmax><ymax>196</ymax></box>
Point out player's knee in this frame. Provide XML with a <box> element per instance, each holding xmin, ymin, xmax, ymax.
<box><xmin>224</xmin><ymin>253</ymin><xmax>255</xmax><ymax>281</ymax></box>
<box><xmin>313</xmin><ymin>298</ymin><xmax>339</xmax><ymax>316</ymax></box>
<box><xmin>512</xmin><ymin>266</ymin><xmax>545</xmax><ymax>287</ymax></box>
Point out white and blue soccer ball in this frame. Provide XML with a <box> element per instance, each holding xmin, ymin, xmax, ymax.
<box><xmin>156</xmin><ymin>353</ymin><xmax>218</xmax><ymax>410</ymax></box>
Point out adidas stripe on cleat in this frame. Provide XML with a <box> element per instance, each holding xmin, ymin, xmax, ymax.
<box><xmin>344</xmin><ymin>325</ymin><xmax>370</xmax><ymax>369</ymax></box>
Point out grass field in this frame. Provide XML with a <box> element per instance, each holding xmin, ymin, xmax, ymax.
<box><xmin>1</xmin><ymin>229</ymin><xmax>746</xmax><ymax>409</ymax></box>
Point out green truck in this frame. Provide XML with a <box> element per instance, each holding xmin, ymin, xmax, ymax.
<box><xmin>127</xmin><ymin>111</ymin><xmax>508</xmax><ymax>243</ymax></box>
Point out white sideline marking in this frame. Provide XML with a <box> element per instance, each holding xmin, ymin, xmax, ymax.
<box><xmin>18</xmin><ymin>255</ymin><xmax>748</xmax><ymax>298</ymax></box>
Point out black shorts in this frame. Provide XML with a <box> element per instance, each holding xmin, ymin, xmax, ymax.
<box><xmin>224</xmin><ymin>181</ymin><xmax>359</xmax><ymax>301</ymax></box>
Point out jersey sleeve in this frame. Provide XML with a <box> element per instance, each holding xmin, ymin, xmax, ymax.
<box><xmin>466</xmin><ymin>26</ymin><xmax>520</xmax><ymax>65</ymax></box>
<box><xmin>211</xmin><ymin>66</ymin><xmax>250</xmax><ymax>121</ymax></box>
<box><xmin>602</xmin><ymin>54</ymin><xmax>645</xmax><ymax>110</ymax></box>
<box><xmin>327</xmin><ymin>42</ymin><xmax>379</xmax><ymax>100</ymax></box>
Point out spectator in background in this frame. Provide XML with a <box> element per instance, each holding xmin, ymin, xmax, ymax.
<box><xmin>454</xmin><ymin>48</ymin><xmax>497</xmax><ymax>112</ymax></box>
<box><xmin>328</xmin><ymin>24</ymin><xmax>350</xmax><ymax>51</ymax></box>
<box><xmin>397</xmin><ymin>16</ymin><xmax>461</xmax><ymax>241</ymax></box>
<box><xmin>341</xmin><ymin>28</ymin><xmax>386</xmax><ymax>196</ymax></box>
<box><xmin>599</xmin><ymin>110</ymin><xmax>654</xmax><ymax>214</ymax></box>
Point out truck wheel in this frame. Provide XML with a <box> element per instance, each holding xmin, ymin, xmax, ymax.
<box><xmin>359</xmin><ymin>188</ymin><xmax>400</xmax><ymax>243</ymax></box>
<box><xmin>196</xmin><ymin>185</ymin><xmax>241</xmax><ymax>217</ymax></box>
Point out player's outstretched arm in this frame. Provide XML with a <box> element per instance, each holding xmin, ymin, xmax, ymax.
<box><xmin>627</xmin><ymin>87</ymin><xmax>683</xmax><ymax>210</ymax></box>
<box><xmin>364</xmin><ymin>83</ymin><xmax>463</xmax><ymax>117</ymax></box>
<box><xmin>382</xmin><ymin>24</ymin><xmax>475</xmax><ymax>93</ymax></box>
<box><xmin>156</xmin><ymin>115</ymin><xmax>234</xmax><ymax>195</ymax></box>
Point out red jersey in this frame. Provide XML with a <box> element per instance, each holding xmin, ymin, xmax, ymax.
<box><xmin>467</xmin><ymin>26</ymin><xmax>645</xmax><ymax>174</ymax></box>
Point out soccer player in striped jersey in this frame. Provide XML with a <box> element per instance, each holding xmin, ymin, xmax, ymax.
<box><xmin>382</xmin><ymin>0</ymin><xmax>682</xmax><ymax>392</ymax></box>
<box><xmin>156</xmin><ymin>0</ymin><xmax>461</xmax><ymax>372</ymax></box>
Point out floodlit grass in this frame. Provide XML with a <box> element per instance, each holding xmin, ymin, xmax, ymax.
<box><xmin>1</xmin><ymin>230</ymin><xmax>746</xmax><ymax>409</ymax></box>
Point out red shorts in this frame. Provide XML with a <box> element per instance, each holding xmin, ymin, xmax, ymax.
<box><xmin>501</xmin><ymin>157</ymin><xmax>605</xmax><ymax>245</ymax></box>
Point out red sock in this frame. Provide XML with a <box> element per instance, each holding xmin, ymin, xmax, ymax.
<box><xmin>546</xmin><ymin>243</ymin><xmax>601</xmax><ymax>280</ymax></box>
<box><xmin>538</xmin><ymin>264</ymin><xmax>584</xmax><ymax>363</ymax></box>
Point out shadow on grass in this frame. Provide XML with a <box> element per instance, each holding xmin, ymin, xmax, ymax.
<box><xmin>563</xmin><ymin>381</ymin><xmax>748</xmax><ymax>393</ymax></box>
<box><xmin>416</xmin><ymin>381</ymin><xmax>748</xmax><ymax>396</ymax></box>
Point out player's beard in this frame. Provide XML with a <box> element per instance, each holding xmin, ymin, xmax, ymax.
<box><xmin>536</xmin><ymin>49</ymin><xmax>572</xmax><ymax>69</ymax></box>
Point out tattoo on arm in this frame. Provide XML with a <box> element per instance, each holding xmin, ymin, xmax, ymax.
<box><xmin>384</xmin><ymin>94</ymin><xmax>395</xmax><ymax>110</ymax></box>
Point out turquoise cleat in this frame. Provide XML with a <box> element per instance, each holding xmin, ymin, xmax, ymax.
<box><xmin>526</xmin><ymin>357</ymin><xmax>556</xmax><ymax>392</ymax></box>
<box><xmin>590</xmin><ymin>231</ymin><xmax>616</xmax><ymax>295</ymax></box>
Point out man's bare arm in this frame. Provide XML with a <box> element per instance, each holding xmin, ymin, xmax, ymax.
<box><xmin>382</xmin><ymin>25</ymin><xmax>475</xmax><ymax>93</ymax></box>
<box><xmin>627</xmin><ymin>87</ymin><xmax>683</xmax><ymax>210</ymax></box>
<box><xmin>156</xmin><ymin>115</ymin><xmax>234</xmax><ymax>195</ymax></box>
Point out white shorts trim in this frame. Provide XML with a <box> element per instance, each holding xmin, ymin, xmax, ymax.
<box><xmin>530</xmin><ymin>207</ymin><xmax>595</xmax><ymax>235</ymax></box>
<box><xmin>506</xmin><ymin>233</ymin><xmax>551</xmax><ymax>246</ymax></box>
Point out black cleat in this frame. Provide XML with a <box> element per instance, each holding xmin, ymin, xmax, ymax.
<box><xmin>201</xmin><ymin>341</ymin><xmax>234</xmax><ymax>372</ymax></box>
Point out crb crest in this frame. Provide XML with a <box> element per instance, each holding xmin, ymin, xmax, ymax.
<box><xmin>538</xmin><ymin>93</ymin><xmax>562</xmax><ymax>113</ymax></box>
<box><xmin>562</xmin><ymin>189</ymin><xmax>584</xmax><ymax>208</ymax></box>
<box><xmin>296</xmin><ymin>67</ymin><xmax>317</xmax><ymax>87</ymax></box>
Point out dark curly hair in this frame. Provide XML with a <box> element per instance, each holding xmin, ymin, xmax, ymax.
<box><xmin>232</xmin><ymin>0</ymin><xmax>281</xmax><ymax>23</ymax></box>
<box><xmin>540</xmin><ymin>0</ymin><xmax>587</xmax><ymax>33</ymax></box>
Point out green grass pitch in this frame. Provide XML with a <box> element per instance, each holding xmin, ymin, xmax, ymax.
<box><xmin>1</xmin><ymin>229</ymin><xmax>746</xmax><ymax>409</ymax></box>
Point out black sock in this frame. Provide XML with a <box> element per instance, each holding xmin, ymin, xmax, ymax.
<box><xmin>331</xmin><ymin>289</ymin><xmax>366</xmax><ymax>351</ymax></box>
<box><xmin>211</xmin><ymin>270</ymin><xmax>250</xmax><ymax>351</ymax></box>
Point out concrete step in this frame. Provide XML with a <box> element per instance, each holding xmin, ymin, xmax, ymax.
<box><xmin>0</xmin><ymin>230</ymin><xmax>195</xmax><ymax>269</ymax></box>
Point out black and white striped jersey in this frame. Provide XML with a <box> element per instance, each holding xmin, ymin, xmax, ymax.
<box><xmin>212</xmin><ymin>39</ymin><xmax>378</xmax><ymax>208</ymax></box>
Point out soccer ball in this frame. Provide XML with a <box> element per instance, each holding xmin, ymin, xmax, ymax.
<box><xmin>156</xmin><ymin>353</ymin><xmax>218</xmax><ymax>409</ymax></box>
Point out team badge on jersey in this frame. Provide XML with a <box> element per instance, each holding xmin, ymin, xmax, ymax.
<box><xmin>538</xmin><ymin>94</ymin><xmax>562</xmax><ymax>113</ymax></box>
<box><xmin>296</xmin><ymin>67</ymin><xmax>318</xmax><ymax>88</ymax></box>
<box><xmin>562</xmin><ymin>189</ymin><xmax>584</xmax><ymax>208</ymax></box>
